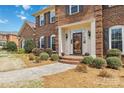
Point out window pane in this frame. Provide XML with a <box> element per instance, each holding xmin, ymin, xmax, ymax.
<box><xmin>41</xmin><ymin>38</ymin><xmax>45</xmax><ymax>48</ymax></box>
<box><xmin>111</xmin><ymin>28</ymin><xmax>122</xmax><ymax>51</ymax></box>
<box><xmin>71</xmin><ymin>5</ymin><xmax>78</xmax><ymax>14</ymax></box>
<box><xmin>52</xmin><ymin>36</ymin><xmax>56</xmax><ymax>51</ymax></box>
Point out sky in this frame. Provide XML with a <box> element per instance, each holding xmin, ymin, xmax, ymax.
<box><xmin>0</xmin><ymin>5</ymin><xmax>48</xmax><ymax>32</ymax></box>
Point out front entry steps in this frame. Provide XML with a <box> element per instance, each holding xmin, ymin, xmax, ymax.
<box><xmin>59</xmin><ymin>56</ymin><xmax>83</xmax><ymax>64</ymax></box>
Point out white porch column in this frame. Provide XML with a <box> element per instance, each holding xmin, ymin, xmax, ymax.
<box><xmin>90</xmin><ymin>19</ymin><xmax>96</xmax><ymax>57</ymax></box>
<box><xmin>58</xmin><ymin>27</ymin><xmax>63</xmax><ymax>56</ymax></box>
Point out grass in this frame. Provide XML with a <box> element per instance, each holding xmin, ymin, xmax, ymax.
<box><xmin>43</xmin><ymin>66</ymin><xmax>124</xmax><ymax>88</ymax></box>
<box><xmin>0</xmin><ymin>79</ymin><xmax>43</xmax><ymax>88</ymax></box>
<box><xmin>15</xmin><ymin>54</ymin><xmax>56</xmax><ymax>68</ymax></box>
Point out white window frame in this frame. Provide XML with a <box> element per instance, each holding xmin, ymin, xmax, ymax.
<box><xmin>109</xmin><ymin>25</ymin><xmax>124</xmax><ymax>54</ymax></box>
<box><xmin>50</xmin><ymin>34</ymin><xmax>56</xmax><ymax>50</ymax></box>
<box><xmin>21</xmin><ymin>39</ymin><xmax>25</xmax><ymax>48</ymax></box>
<box><xmin>40</xmin><ymin>36</ymin><xmax>44</xmax><ymax>48</ymax></box>
<box><xmin>69</xmin><ymin>5</ymin><xmax>79</xmax><ymax>15</ymax></box>
<box><xmin>50</xmin><ymin>11</ymin><xmax>55</xmax><ymax>23</ymax></box>
<box><xmin>40</xmin><ymin>14</ymin><xmax>45</xmax><ymax>26</ymax></box>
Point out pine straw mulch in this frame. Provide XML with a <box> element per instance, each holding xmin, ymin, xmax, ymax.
<box><xmin>42</xmin><ymin>66</ymin><xmax>124</xmax><ymax>88</ymax></box>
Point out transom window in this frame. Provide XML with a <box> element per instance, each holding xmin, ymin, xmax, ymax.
<box><xmin>69</xmin><ymin>5</ymin><xmax>79</xmax><ymax>15</ymax></box>
<box><xmin>50</xmin><ymin>11</ymin><xmax>55</xmax><ymax>23</ymax></box>
<box><xmin>109</xmin><ymin>26</ymin><xmax>124</xmax><ymax>52</ymax></box>
<box><xmin>40</xmin><ymin>15</ymin><xmax>45</xmax><ymax>26</ymax></box>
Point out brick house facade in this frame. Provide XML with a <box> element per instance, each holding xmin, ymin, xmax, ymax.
<box><xmin>18</xmin><ymin>21</ymin><xmax>35</xmax><ymax>48</ymax></box>
<box><xmin>0</xmin><ymin>32</ymin><xmax>18</xmax><ymax>47</ymax></box>
<box><xmin>30</xmin><ymin>5</ymin><xmax>124</xmax><ymax>57</ymax></box>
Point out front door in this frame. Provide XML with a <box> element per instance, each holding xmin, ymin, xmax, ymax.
<box><xmin>73</xmin><ymin>32</ymin><xmax>82</xmax><ymax>55</ymax></box>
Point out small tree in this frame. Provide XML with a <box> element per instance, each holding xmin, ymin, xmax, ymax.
<box><xmin>24</xmin><ymin>39</ymin><xmax>35</xmax><ymax>53</ymax></box>
<box><xmin>6</xmin><ymin>41</ymin><xmax>17</xmax><ymax>51</ymax></box>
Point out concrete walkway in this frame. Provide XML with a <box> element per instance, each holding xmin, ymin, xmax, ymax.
<box><xmin>0</xmin><ymin>63</ymin><xmax>76</xmax><ymax>83</ymax></box>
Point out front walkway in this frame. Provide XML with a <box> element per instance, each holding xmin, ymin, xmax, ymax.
<box><xmin>0</xmin><ymin>63</ymin><xmax>76</xmax><ymax>83</ymax></box>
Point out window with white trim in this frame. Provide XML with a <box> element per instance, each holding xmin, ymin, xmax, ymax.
<box><xmin>40</xmin><ymin>15</ymin><xmax>45</xmax><ymax>26</ymax></box>
<box><xmin>69</xmin><ymin>5</ymin><xmax>79</xmax><ymax>15</ymax></box>
<box><xmin>50</xmin><ymin>11</ymin><xmax>55</xmax><ymax>23</ymax></box>
<box><xmin>50</xmin><ymin>35</ymin><xmax>56</xmax><ymax>51</ymax></box>
<box><xmin>40</xmin><ymin>36</ymin><xmax>45</xmax><ymax>48</ymax></box>
<box><xmin>109</xmin><ymin>26</ymin><xmax>124</xmax><ymax>52</ymax></box>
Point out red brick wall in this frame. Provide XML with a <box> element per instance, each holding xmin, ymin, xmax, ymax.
<box><xmin>19</xmin><ymin>23</ymin><xmax>35</xmax><ymax>48</ymax></box>
<box><xmin>103</xmin><ymin>5</ymin><xmax>124</xmax><ymax>29</ymax></box>
<box><xmin>35</xmin><ymin>10</ymin><xmax>58</xmax><ymax>50</ymax></box>
<box><xmin>56</xmin><ymin>5</ymin><xmax>95</xmax><ymax>26</ymax></box>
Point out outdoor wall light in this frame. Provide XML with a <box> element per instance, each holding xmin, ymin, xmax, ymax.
<box><xmin>65</xmin><ymin>33</ymin><xmax>68</xmax><ymax>39</ymax></box>
<box><xmin>88</xmin><ymin>30</ymin><xmax>91</xmax><ymax>38</ymax></box>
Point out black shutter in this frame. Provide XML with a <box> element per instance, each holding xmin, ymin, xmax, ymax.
<box><xmin>65</xmin><ymin>5</ymin><xmax>69</xmax><ymax>15</ymax></box>
<box><xmin>104</xmin><ymin>28</ymin><xmax>109</xmax><ymax>54</ymax></box>
<box><xmin>44</xmin><ymin>36</ymin><xmax>46</xmax><ymax>48</ymax></box>
<box><xmin>48</xmin><ymin>36</ymin><xmax>51</xmax><ymax>48</ymax></box>
<box><xmin>48</xmin><ymin>12</ymin><xmax>50</xmax><ymax>24</ymax></box>
<box><xmin>79</xmin><ymin>5</ymin><xmax>83</xmax><ymax>12</ymax></box>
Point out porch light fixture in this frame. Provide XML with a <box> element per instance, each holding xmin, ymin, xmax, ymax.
<box><xmin>88</xmin><ymin>30</ymin><xmax>91</xmax><ymax>38</ymax></box>
<box><xmin>65</xmin><ymin>33</ymin><xmax>68</xmax><ymax>39</ymax></box>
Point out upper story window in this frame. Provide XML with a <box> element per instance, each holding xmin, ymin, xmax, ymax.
<box><xmin>109</xmin><ymin>26</ymin><xmax>124</xmax><ymax>53</ymax></box>
<box><xmin>69</xmin><ymin>5</ymin><xmax>79</xmax><ymax>15</ymax></box>
<box><xmin>50</xmin><ymin>11</ymin><xmax>56</xmax><ymax>23</ymax></box>
<box><xmin>40</xmin><ymin>14</ymin><xmax>45</xmax><ymax>26</ymax></box>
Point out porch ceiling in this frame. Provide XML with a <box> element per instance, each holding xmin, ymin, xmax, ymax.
<box><xmin>61</xmin><ymin>22</ymin><xmax>91</xmax><ymax>31</ymax></box>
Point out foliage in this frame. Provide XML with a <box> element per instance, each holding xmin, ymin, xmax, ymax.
<box><xmin>17</xmin><ymin>48</ymin><xmax>25</xmax><ymax>54</ymax></box>
<box><xmin>92</xmin><ymin>58</ymin><xmax>106</xmax><ymax>69</ymax></box>
<box><xmin>107</xmin><ymin>49</ymin><xmax>121</xmax><ymax>58</ymax></box>
<box><xmin>24</xmin><ymin>39</ymin><xmax>35</xmax><ymax>53</ymax></box>
<box><xmin>39</xmin><ymin>52</ymin><xmax>49</xmax><ymax>60</ymax></box>
<box><xmin>81</xmin><ymin>56</ymin><xmax>93</xmax><ymax>65</ymax></box>
<box><xmin>51</xmin><ymin>54</ymin><xmax>59</xmax><ymax>61</ymax></box>
<box><xmin>44</xmin><ymin>48</ymin><xmax>53</xmax><ymax>56</ymax></box>
<box><xmin>29</xmin><ymin>53</ymin><xmax>35</xmax><ymax>60</ymax></box>
<box><xmin>6</xmin><ymin>41</ymin><xmax>17</xmax><ymax>51</ymax></box>
<box><xmin>106</xmin><ymin>57</ymin><xmax>122</xmax><ymax>70</ymax></box>
<box><xmin>75</xmin><ymin>64</ymin><xmax>88</xmax><ymax>73</ymax></box>
<box><xmin>32</xmin><ymin>48</ymin><xmax>43</xmax><ymax>56</ymax></box>
<box><xmin>98</xmin><ymin>69</ymin><xmax>113</xmax><ymax>78</ymax></box>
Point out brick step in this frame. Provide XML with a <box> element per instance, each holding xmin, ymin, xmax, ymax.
<box><xmin>59</xmin><ymin>59</ymin><xmax>80</xmax><ymax>64</ymax></box>
<box><xmin>60</xmin><ymin>56</ymin><xmax>83</xmax><ymax>61</ymax></box>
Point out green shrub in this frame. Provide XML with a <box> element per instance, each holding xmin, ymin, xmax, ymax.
<box><xmin>107</xmin><ymin>49</ymin><xmax>121</xmax><ymax>58</ymax></box>
<box><xmin>17</xmin><ymin>48</ymin><xmax>25</xmax><ymax>54</ymax></box>
<box><xmin>106</xmin><ymin>57</ymin><xmax>122</xmax><ymax>69</ymax></box>
<box><xmin>92</xmin><ymin>58</ymin><xmax>106</xmax><ymax>69</ymax></box>
<box><xmin>44</xmin><ymin>48</ymin><xmax>53</xmax><ymax>56</ymax></box>
<box><xmin>24</xmin><ymin>39</ymin><xmax>35</xmax><ymax>53</ymax></box>
<box><xmin>51</xmin><ymin>54</ymin><xmax>59</xmax><ymax>61</ymax></box>
<box><xmin>81</xmin><ymin>56</ymin><xmax>93</xmax><ymax>65</ymax></box>
<box><xmin>6</xmin><ymin>41</ymin><xmax>17</xmax><ymax>51</ymax></box>
<box><xmin>32</xmin><ymin>48</ymin><xmax>43</xmax><ymax>56</ymax></box>
<box><xmin>40</xmin><ymin>52</ymin><xmax>49</xmax><ymax>60</ymax></box>
<box><xmin>29</xmin><ymin>53</ymin><xmax>35</xmax><ymax>60</ymax></box>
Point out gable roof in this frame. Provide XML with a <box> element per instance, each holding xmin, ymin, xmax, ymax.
<box><xmin>18</xmin><ymin>20</ymin><xmax>35</xmax><ymax>36</ymax></box>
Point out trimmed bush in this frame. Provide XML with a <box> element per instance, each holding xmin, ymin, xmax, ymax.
<box><xmin>6</xmin><ymin>41</ymin><xmax>17</xmax><ymax>51</ymax></box>
<box><xmin>32</xmin><ymin>48</ymin><xmax>43</xmax><ymax>56</ymax></box>
<box><xmin>17</xmin><ymin>48</ymin><xmax>25</xmax><ymax>54</ymax></box>
<box><xmin>81</xmin><ymin>56</ymin><xmax>93</xmax><ymax>65</ymax></box>
<box><xmin>29</xmin><ymin>53</ymin><xmax>35</xmax><ymax>60</ymax></box>
<box><xmin>24</xmin><ymin>39</ymin><xmax>35</xmax><ymax>53</ymax></box>
<box><xmin>44</xmin><ymin>48</ymin><xmax>53</xmax><ymax>56</ymax></box>
<box><xmin>92</xmin><ymin>58</ymin><xmax>106</xmax><ymax>69</ymax></box>
<box><xmin>75</xmin><ymin>64</ymin><xmax>88</xmax><ymax>73</ymax></box>
<box><xmin>106</xmin><ymin>57</ymin><xmax>122</xmax><ymax>69</ymax></box>
<box><xmin>51</xmin><ymin>54</ymin><xmax>59</xmax><ymax>61</ymax></box>
<box><xmin>107</xmin><ymin>49</ymin><xmax>121</xmax><ymax>58</ymax></box>
<box><xmin>40</xmin><ymin>52</ymin><xmax>49</xmax><ymax>60</ymax></box>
